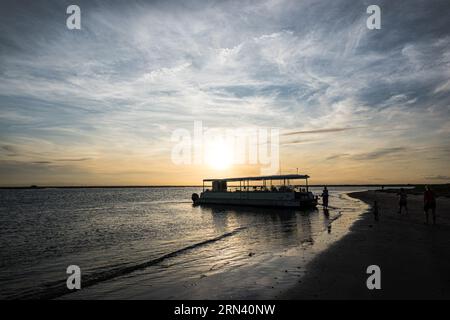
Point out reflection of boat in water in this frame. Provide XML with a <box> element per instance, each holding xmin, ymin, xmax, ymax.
<box><xmin>192</xmin><ymin>174</ymin><xmax>318</xmax><ymax>208</ymax></box>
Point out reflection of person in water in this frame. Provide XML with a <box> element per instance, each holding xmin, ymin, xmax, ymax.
<box><xmin>321</xmin><ymin>186</ymin><xmax>329</xmax><ymax>209</ymax></box>
<box><xmin>324</xmin><ymin>208</ymin><xmax>331</xmax><ymax>233</ymax></box>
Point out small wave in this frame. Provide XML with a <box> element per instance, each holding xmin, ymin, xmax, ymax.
<box><xmin>9</xmin><ymin>227</ymin><xmax>246</xmax><ymax>300</ymax></box>
<box><xmin>317</xmin><ymin>203</ymin><xmax>341</xmax><ymax>210</ymax></box>
<box><xmin>145</xmin><ymin>200</ymin><xmax>193</xmax><ymax>205</ymax></box>
<box><xmin>329</xmin><ymin>212</ymin><xmax>342</xmax><ymax>222</ymax></box>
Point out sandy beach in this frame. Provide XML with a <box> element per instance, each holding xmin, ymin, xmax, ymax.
<box><xmin>282</xmin><ymin>190</ymin><xmax>450</xmax><ymax>299</ymax></box>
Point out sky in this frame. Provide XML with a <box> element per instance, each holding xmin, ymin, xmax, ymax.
<box><xmin>0</xmin><ymin>0</ymin><xmax>449</xmax><ymax>186</ymax></box>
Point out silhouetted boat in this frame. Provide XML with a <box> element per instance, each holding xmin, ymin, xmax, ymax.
<box><xmin>192</xmin><ymin>174</ymin><xmax>317</xmax><ymax>208</ymax></box>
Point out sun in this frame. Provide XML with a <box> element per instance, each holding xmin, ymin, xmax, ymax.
<box><xmin>204</xmin><ymin>138</ymin><xmax>233</xmax><ymax>170</ymax></box>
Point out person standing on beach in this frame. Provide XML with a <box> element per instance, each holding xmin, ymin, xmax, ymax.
<box><xmin>424</xmin><ymin>186</ymin><xmax>437</xmax><ymax>225</ymax></box>
<box><xmin>373</xmin><ymin>201</ymin><xmax>380</xmax><ymax>221</ymax></box>
<box><xmin>398</xmin><ymin>188</ymin><xmax>408</xmax><ymax>214</ymax></box>
<box><xmin>321</xmin><ymin>186</ymin><xmax>329</xmax><ymax>209</ymax></box>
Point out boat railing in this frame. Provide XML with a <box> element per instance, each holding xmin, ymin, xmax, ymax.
<box><xmin>202</xmin><ymin>174</ymin><xmax>311</xmax><ymax>193</ymax></box>
<box><xmin>203</xmin><ymin>185</ymin><xmax>311</xmax><ymax>193</ymax></box>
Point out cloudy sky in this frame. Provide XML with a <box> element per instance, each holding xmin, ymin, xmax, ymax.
<box><xmin>0</xmin><ymin>0</ymin><xmax>449</xmax><ymax>186</ymax></box>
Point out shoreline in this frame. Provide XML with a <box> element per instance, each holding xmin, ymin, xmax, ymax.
<box><xmin>281</xmin><ymin>190</ymin><xmax>450</xmax><ymax>299</ymax></box>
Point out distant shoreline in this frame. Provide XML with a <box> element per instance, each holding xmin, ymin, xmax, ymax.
<box><xmin>0</xmin><ymin>184</ymin><xmax>433</xmax><ymax>190</ymax></box>
<box><xmin>0</xmin><ymin>185</ymin><xmax>205</xmax><ymax>189</ymax></box>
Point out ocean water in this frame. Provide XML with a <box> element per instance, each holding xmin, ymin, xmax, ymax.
<box><xmin>0</xmin><ymin>187</ymin><xmax>372</xmax><ymax>299</ymax></box>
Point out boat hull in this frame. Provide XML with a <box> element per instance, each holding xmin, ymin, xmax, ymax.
<box><xmin>194</xmin><ymin>191</ymin><xmax>317</xmax><ymax>208</ymax></box>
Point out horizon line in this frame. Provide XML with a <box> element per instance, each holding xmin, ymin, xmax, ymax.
<box><xmin>1</xmin><ymin>183</ymin><xmax>447</xmax><ymax>189</ymax></box>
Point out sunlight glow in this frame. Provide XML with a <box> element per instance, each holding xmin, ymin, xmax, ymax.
<box><xmin>204</xmin><ymin>138</ymin><xmax>234</xmax><ymax>170</ymax></box>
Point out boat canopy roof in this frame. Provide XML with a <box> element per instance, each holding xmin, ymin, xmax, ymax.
<box><xmin>203</xmin><ymin>174</ymin><xmax>309</xmax><ymax>182</ymax></box>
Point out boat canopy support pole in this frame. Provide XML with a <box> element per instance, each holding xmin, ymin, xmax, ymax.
<box><xmin>306</xmin><ymin>178</ymin><xmax>309</xmax><ymax>192</ymax></box>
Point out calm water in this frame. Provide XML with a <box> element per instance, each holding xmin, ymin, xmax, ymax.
<box><xmin>0</xmin><ymin>187</ymin><xmax>372</xmax><ymax>299</ymax></box>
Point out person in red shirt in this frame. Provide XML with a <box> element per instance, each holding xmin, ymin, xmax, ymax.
<box><xmin>424</xmin><ymin>186</ymin><xmax>437</xmax><ymax>225</ymax></box>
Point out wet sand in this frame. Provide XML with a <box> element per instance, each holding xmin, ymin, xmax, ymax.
<box><xmin>282</xmin><ymin>190</ymin><xmax>450</xmax><ymax>299</ymax></box>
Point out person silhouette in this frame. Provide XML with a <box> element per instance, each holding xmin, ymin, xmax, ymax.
<box><xmin>424</xmin><ymin>186</ymin><xmax>436</xmax><ymax>225</ymax></box>
<box><xmin>321</xmin><ymin>186</ymin><xmax>329</xmax><ymax>209</ymax></box>
<box><xmin>398</xmin><ymin>188</ymin><xmax>408</xmax><ymax>214</ymax></box>
<box><xmin>373</xmin><ymin>200</ymin><xmax>379</xmax><ymax>222</ymax></box>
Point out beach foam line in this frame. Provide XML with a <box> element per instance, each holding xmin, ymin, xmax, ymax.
<box><xmin>10</xmin><ymin>226</ymin><xmax>247</xmax><ymax>300</ymax></box>
<box><xmin>317</xmin><ymin>203</ymin><xmax>341</xmax><ymax>210</ymax></box>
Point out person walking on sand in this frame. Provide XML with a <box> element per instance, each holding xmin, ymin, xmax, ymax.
<box><xmin>373</xmin><ymin>200</ymin><xmax>380</xmax><ymax>222</ymax></box>
<box><xmin>398</xmin><ymin>188</ymin><xmax>408</xmax><ymax>214</ymax></box>
<box><xmin>321</xmin><ymin>186</ymin><xmax>329</xmax><ymax>209</ymax></box>
<box><xmin>424</xmin><ymin>186</ymin><xmax>437</xmax><ymax>225</ymax></box>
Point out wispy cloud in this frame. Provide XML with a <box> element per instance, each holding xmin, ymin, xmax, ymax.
<box><xmin>325</xmin><ymin>147</ymin><xmax>409</xmax><ymax>161</ymax></box>
<box><xmin>424</xmin><ymin>175</ymin><xmax>450</xmax><ymax>181</ymax></box>
<box><xmin>350</xmin><ymin>147</ymin><xmax>408</xmax><ymax>161</ymax></box>
<box><xmin>55</xmin><ymin>158</ymin><xmax>92</xmax><ymax>162</ymax></box>
<box><xmin>283</xmin><ymin>127</ymin><xmax>360</xmax><ymax>136</ymax></box>
<box><xmin>326</xmin><ymin>153</ymin><xmax>350</xmax><ymax>161</ymax></box>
